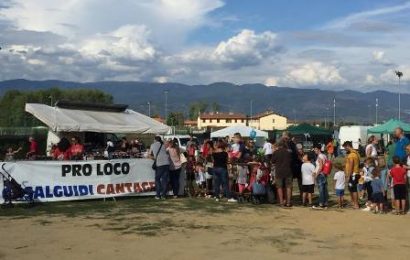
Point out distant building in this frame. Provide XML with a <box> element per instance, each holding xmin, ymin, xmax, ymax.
<box><xmin>197</xmin><ymin>112</ymin><xmax>247</xmax><ymax>129</ymax></box>
<box><xmin>249</xmin><ymin>111</ymin><xmax>288</xmax><ymax>130</ymax></box>
<box><xmin>197</xmin><ymin>111</ymin><xmax>288</xmax><ymax>130</ymax></box>
<box><xmin>184</xmin><ymin>120</ymin><xmax>197</xmax><ymax>128</ymax></box>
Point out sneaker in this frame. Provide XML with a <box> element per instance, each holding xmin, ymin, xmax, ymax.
<box><xmin>312</xmin><ymin>205</ymin><xmax>322</xmax><ymax>210</ymax></box>
<box><xmin>362</xmin><ymin>207</ymin><xmax>371</xmax><ymax>212</ymax></box>
<box><xmin>227</xmin><ymin>198</ymin><xmax>238</xmax><ymax>203</ymax></box>
<box><xmin>215</xmin><ymin>197</ymin><xmax>220</xmax><ymax>202</ymax></box>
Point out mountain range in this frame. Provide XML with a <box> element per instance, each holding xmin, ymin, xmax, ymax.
<box><xmin>0</xmin><ymin>79</ymin><xmax>408</xmax><ymax>124</ymax></box>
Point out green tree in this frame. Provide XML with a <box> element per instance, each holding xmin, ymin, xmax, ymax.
<box><xmin>166</xmin><ymin>112</ymin><xmax>185</xmax><ymax>126</ymax></box>
<box><xmin>0</xmin><ymin>87</ymin><xmax>113</xmax><ymax>127</ymax></box>
<box><xmin>188</xmin><ymin>101</ymin><xmax>208</xmax><ymax>120</ymax></box>
<box><xmin>211</xmin><ymin>102</ymin><xmax>220</xmax><ymax>112</ymax></box>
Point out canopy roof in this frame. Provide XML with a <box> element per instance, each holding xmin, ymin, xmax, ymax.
<box><xmin>285</xmin><ymin>123</ymin><xmax>332</xmax><ymax>136</ymax></box>
<box><xmin>25</xmin><ymin>103</ymin><xmax>170</xmax><ymax>134</ymax></box>
<box><xmin>368</xmin><ymin>119</ymin><xmax>410</xmax><ymax>134</ymax></box>
<box><xmin>210</xmin><ymin>125</ymin><xmax>268</xmax><ymax>138</ymax></box>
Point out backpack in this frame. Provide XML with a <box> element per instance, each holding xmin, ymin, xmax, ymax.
<box><xmin>322</xmin><ymin>159</ymin><xmax>333</xmax><ymax>176</ymax></box>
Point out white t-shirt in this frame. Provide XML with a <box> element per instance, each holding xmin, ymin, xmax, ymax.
<box><xmin>263</xmin><ymin>142</ymin><xmax>273</xmax><ymax>155</ymax></box>
<box><xmin>334</xmin><ymin>171</ymin><xmax>345</xmax><ymax>190</ymax></box>
<box><xmin>301</xmin><ymin>162</ymin><xmax>315</xmax><ymax>185</ymax></box>
<box><xmin>366</xmin><ymin>144</ymin><xmax>377</xmax><ymax>158</ymax></box>
<box><xmin>315</xmin><ymin>153</ymin><xmax>327</xmax><ymax>174</ymax></box>
<box><xmin>407</xmin><ymin>156</ymin><xmax>410</xmax><ymax>178</ymax></box>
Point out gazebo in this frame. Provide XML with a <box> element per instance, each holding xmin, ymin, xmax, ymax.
<box><xmin>368</xmin><ymin>119</ymin><xmax>410</xmax><ymax>134</ymax></box>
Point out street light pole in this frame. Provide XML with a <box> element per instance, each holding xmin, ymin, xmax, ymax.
<box><xmin>333</xmin><ymin>98</ymin><xmax>336</xmax><ymax>127</ymax></box>
<box><xmin>395</xmin><ymin>70</ymin><xmax>403</xmax><ymax>120</ymax></box>
<box><xmin>147</xmin><ymin>101</ymin><xmax>151</xmax><ymax>117</ymax></box>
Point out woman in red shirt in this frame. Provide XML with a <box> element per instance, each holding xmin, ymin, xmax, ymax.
<box><xmin>389</xmin><ymin>156</ymin><xmax>407</xmax><ymax>214</ymax></box>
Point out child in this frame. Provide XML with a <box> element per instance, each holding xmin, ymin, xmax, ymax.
<box><xmin>185</xmin><ymin>155</ymin><xmax>196</xmax><ymax>197</ymax></box>
<box><xmin>358</xmin><ymin>163</ymin><xmax>365</xmax><ymax>200</ymax></box>
<box><xmin>363</xmin><ymin>158</ymin><xmax>375</xmax><ymax>211</ymax></box>
<box><xmin>195</xmin><ymin>162</ymin><xmax>206</xmax><ymax>197</ymax></box>
<box><xmin>5</xmin><ymin>146</ymin><xmax>22</xmax><ymax>161</ymax></box>
<box><xmin>333</xmin><ymin>162</ymin><xmax>346</xmax><ymax>208</ymax></box>
<box><xmin>371</xmin><ymin>168</ymin><xmax>385</xmax><ymax>214</ymax></box>
<box><xmin>389</xmin><ymin>156</ymin><xmax>407</xmax><ymax>215</ymax></box>
<box><xmin>301</xmin><ymin>153</ymin><xmax>315</xmax><ymax>206</ymax></box>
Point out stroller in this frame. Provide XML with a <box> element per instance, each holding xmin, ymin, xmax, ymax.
<box><xmin>1</xmin><ymin>163</ymin><xmax>34</xmax><ymax>208</ymax></box>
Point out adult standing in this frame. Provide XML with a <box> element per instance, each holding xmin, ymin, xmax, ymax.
<box><xmin>403</xmin><ymin>144</ymin><xmax>410</xmax><ymax>213</ymax></box>
<box><xmin>150</xmin><ymin>136</ymin><xmax>170</xmax><ymax>200</ymax></box>
<box><xmin>344</xmin><ymin>141</ymin><xmax>361</xmax><ymax>209</ymax></box>
<box><xmin>167</xmin><ymin>139</ymin><xmax>182</xmax><ymax>198</ymax></box>
<box><xmin>272</xmin><ymin>141</ymin><xmax>293</xmax><ymax>207</ymax></box>
<box><xmin>326</xmin><ymin>139</ymin><xmax>335</xmax><ymax>160</ymax></box>
<box><xmin>70</xmin><ymin>136</ymin><xmax>84</xmax><ymax>160</ymax></box>
<box><xmin>394</xmin><ymin>127</ymin><xmax>409</xmax><ymax>163</ymax></box>
<box><xmin>282</xmin><ymin>132</ymin><xmax>300</xmax><ymax>200</ymax></box>
<box><xmin>212</xmin><ymin>140</ymin><xmax>236</xmax><ymax>202</ymax></box>
<box><xmin>366</xmin><ymin>135</ymin><xmax>378</xmax><ymax>161</ymax></box>
<box><xmin>27</xmin><ymin>136</ymin><xmax>39</xmax><ymax>159</ymax></box>
<box><xmin>313</xmin><ymin>144</ymin><xmax>329</xmax><ymax>209</ymax></box>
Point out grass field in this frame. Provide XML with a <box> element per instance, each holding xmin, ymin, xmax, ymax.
<box><xmin>0</xmin><ymin>196</ymin><xmax>409</xmax><ymax>260</ymax></box>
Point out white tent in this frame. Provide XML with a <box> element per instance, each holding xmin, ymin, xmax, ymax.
<box><xmin>25</xmin><ymin>103</ymin><xmax>170</xmax><ymax>134</ymax></box>
<box><xmin>211</xmin><ymin>125</ymin><xmax>268</xmax><ymax>138</ymax></box>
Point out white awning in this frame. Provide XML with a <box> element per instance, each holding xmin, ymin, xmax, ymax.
<box><xmin>25</xmin><ymin>103</ymin><xmax>170</xmax><ymax>134</ymax></box>
<box><xmin>210</xmin><ymin>125</ymin><xmax>268</xmax><ymax>138</ymax></box>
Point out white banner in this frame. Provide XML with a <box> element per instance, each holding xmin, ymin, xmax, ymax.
<box><xmin>0</xmin><ymin>159</ymin><xmax>156</xmax><ymax>203</ymax></box>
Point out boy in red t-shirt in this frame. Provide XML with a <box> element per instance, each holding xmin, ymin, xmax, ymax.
<box><xmin>389</xmin><ymin>156</ymin><xmax>407</xmax><ymax>215</ymax></box>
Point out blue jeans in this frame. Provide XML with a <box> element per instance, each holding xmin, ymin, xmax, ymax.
<box><xmin>316</xmin><ymin>173</ymin><xmax>328</xmax><ymax>206</ymax></box>
<box><xmin>213</xmin><ymin>167</ymin><xmax>230</xmax><ymax>198</ymax></box>
<box><xmin>155</xmin><ymin>165</ymin><xmax>169</xmax><ymax>197</ymax></box>
<box><xmin>169</xmin><ymin>168</ymin><xmax>181</xmax><ymax>196</ymax></box>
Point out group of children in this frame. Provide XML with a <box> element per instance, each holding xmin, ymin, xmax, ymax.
<box><xmin>301</xmin><ymin>153</ymin><xmax>408</xmax><ymax>214</ymax></box>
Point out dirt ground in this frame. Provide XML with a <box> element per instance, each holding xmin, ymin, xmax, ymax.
<box><xmin>0</xmin><ymin>198</ymin><xmax>409</xmax><ymax>260</ymax></box>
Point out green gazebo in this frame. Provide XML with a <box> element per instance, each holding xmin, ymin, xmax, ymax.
<box><xmin>368</xmin><ymin>119</ymin><xmax>410</xmax><ymax>134</ymax></box>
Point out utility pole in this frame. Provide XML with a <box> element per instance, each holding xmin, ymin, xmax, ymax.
<box><xmin>147</xmin><ymin>101</ymin><xmax>151</xmax><ymax>117</ymax></box>
<box><xmin>250</xmin><ymin>99</ymin><xmax>253</xmax><ymax>120</ymax></box>
<box><xmin>375</xmin><ymin>98</ymin><xmax>379</xmax><ymax>125</ymax></box>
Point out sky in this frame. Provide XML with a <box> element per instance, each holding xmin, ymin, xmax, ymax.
<box><xmin>0</xmin><ymin>0</ymin><xmax>409</xmax><ymax>91</ymax></box>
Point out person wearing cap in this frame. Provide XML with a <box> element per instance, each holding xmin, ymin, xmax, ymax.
<box><xmin>312</xmin><ymin>143</ymin><xmax>329</xmax><ymax>209</ymax></box>
<box><xmin>343</xmin><ymin>141</ymin><xmax>361</xmax><ymax>209</ymax></box>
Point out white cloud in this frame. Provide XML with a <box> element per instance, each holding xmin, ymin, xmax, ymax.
<box><xmin>212</xmin><ymin>29</ymin><xmax>278</xmax><ymax>68</ymax></box>
<box><xmin>324</xmin><ymin>2</ymin><xmax>410</xmax><ymax>30</ymax></box>
<box><xmin>283</xmin><ymin>62</ymin><xmax>345</xmax><ymax>86</ymax></box>
<box><xmin>79</xmin><ymin>25</ymin><xmax>156</xmax><ymax>62</ymax></box>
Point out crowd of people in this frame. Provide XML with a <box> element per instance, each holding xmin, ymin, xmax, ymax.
<box><xmin>149</xmin><ymin>128</ymin><xmax>410</xmax><ymax>215</ymax></box>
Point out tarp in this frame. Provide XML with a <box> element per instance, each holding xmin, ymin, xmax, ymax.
<box><xmin>368</xmin><ymin>119</ymin><xmax>410</xmax><ymax>134</ymax></box>
<box><xmin>210</xmin><ymin>125</ymin><xmax>268</xmax><ymax>138</ymax></box>
<box><xmin>25</xmin><ymin>103</ymin><xmax>170</xmax><ymax>134</ymax></box>
<box><xmin>285</xmin><ymin>123</ymin><xmax>332</xmax><ymax>136</ymax></box>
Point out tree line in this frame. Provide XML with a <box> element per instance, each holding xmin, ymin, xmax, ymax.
<box><xmin>0</xmin><ymin>88</ymin><xmax>113</xmax><ymax>127</ymax></box>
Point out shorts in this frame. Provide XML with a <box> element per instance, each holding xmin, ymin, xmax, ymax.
<box><xmin>302</xmin><ymin>184</ymin><xmax>314</xmax><ymax>193</ymax></box>
<box><xmin>357</xmin><ymin>184</ymin><xmax>364</xmax><ymax>192</ymax></box>
<box><xmin>372</xmin><ymin>192</ymin><xmax>384</xmax><ymax>204</ymax></box>
<box><xmin>275</xmin><ymin>176</ymin><xmax>292</xmax><ymax>188</ymax></box>
<box><xmin>393</xmin><ymin>184</ymin><xmax>407</xmax><ymax>200</ymax></box>
<box><xmin>335</xmin><ymin>189</ymin><xmax>345</xmax><ymax>197</ymax></box>
<box><xmin>348</xmin><ymin>174</ymin><xmax>359</xmax><ymax>193</ymax></box>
